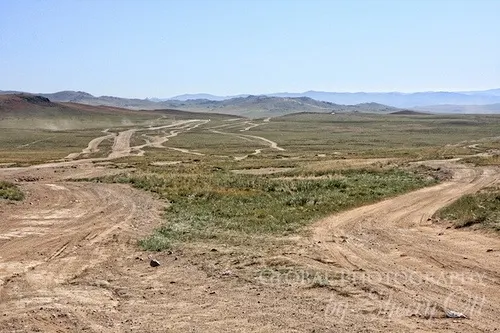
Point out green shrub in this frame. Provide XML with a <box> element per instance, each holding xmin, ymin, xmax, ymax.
<box><xmin>0</xmin><ymin>181</ymin><xmax>24</xmax><ymax>201</ymax></box>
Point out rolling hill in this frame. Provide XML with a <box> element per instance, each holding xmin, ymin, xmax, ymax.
<box><xmin>0</xmin><ymin>94</ymin><xmax>235</xmax><ymax>129</ymax></box>
<box><xmin>159</xmin><ymin>89</ymin><xmax>500</xmax><ymax>107</ymax></box>
<box><xmin>268</xmin><ymin>90</ymin><xmax>500</xmax><ymax>107</ymax></box>
<box><xmin>0</xmin><ymin>91</ymin><xmax>406</xmax><ymax>117</ymax></box>
<box><xmin>3</xmin><ymin>88</ymin><xmax>500</xmax><ymax>116</ymax></box>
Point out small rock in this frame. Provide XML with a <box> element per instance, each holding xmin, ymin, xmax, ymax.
<box><xmin>486</xmin><ymin>249</ymin><xmax>494</xmax><ymax>253</ymax></box>
<box><xmin>445</xmin><ymin>310</ymin><xmax>467</xmax><ymax>319</ymax></box>
<box><xmin>210</xmin><ymin>248</ymin><xmax>218</xmax><ymax>252</ymax></box>
<box><xmin>150</xmin><ymin>259</ymin><xmax>160</xmax><ymax>267</ymax></box>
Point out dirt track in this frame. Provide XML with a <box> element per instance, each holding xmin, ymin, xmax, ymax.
<box><xmin>65</xmin><ymin>130</ymin><xmax>116</xmax><ymax>160</ymax></box>
<box><xmin>64</xmin><ymin>120</ymin><xmax>209</xmax><ymax>161</ymax></box>
<box><xmin>63</xmin><ymin>118</ymin><xmax>279</xmax><ymax>162</ymax></box>
<box><xmin>304</xmin><ymin>161</ymin><xmax>500</xmax><ymax>331</ymax></box>
<box><xmin>209</xmin><ymin>118</ymin><xmax>284</xmax><ymax>160</ymax></box>
<box><xmin>0</xmin><ymin>170</ymin><xmax>164</xmax><ymax>332</ymax></box>
<box><xmin>1</xmin><ymin>159</ymin><xmax>499</xmax><ymax>332</ymax></box>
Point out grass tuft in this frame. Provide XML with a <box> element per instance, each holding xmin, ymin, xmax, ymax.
<box><xmin>0</xmin><ymin>181</ymin><xmax>24</xmax><ymax>201</ymax></box>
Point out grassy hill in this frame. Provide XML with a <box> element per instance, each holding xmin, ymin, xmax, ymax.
<box><xmin>0</xmin><ymin>94</ymin><xmax>239</xmax><ymax>164</ymax></box>
<box><xmin>158</xmin><ymin>96</ymin><xmax>404</xmax><ymax>117</ymax></box>
<box><xmin>1</xmin><ymin>90</ymin><xmax>406</xmax><ymax>117</ymax></box>
<box><xmin>0</xmin><ymin>94</ymin><xmax>236</xmax><ymax>130</ymax></box>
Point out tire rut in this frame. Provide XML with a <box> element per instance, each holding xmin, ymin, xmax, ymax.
<box><xmin>306</xmin><ymin>161</ymin><xmax>500</xmax><ymax>330</ymax></box>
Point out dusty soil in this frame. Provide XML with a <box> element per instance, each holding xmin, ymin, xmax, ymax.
<box><xmin>64</xmin><ymin>120</ymin><xmax>209</xmax><ymax>160</ymax></box>
<box><xmin>230</xmin><ymin>167</ymin><xmax>295</xmax><ymax>175</ymax></box>
<box><xmin>0</xmin><ymin>158</ymin><xmax>499</xmax><ymax>332</ymax></box>
<box><xmin>304</xmin><ymin>158</ymin><xmax>397</xmax><ymax>171</ymax></box>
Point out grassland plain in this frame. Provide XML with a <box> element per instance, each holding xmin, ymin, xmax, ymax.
<box><xmin>3</xmin><ymin>107</ymin><xmax>500</xmax><ymax>332</ymax></box>
<box><xmin>0</xmin><ymin>128</ymin><xmax>119</xmax><ymax>165</ymax></box>
<box><xmin>78</xmin><ymin>111</ymin><xmax>500</xmax><ymax>282</ymax></box>
<box><xmin>162</xmin><ymin>113</ymin><xmax>500</xmax><ymax>160</ymax></box>
<box><xmin>2</xmin><ymin>106</ymin><xmax>500</xmax><ymax>246</ymax></box>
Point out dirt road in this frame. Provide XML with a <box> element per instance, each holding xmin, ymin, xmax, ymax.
<box><xmin>61</xmin><ymin>120</ymin><xmax>208</xmax><ymax>161</ymax></box>
<box><xmin>0</xmin><ymin>160</ymin><xmax>499</xmax><ymax>332</ymax></box>
<box><xmin>65</xmin><ymin>130</ymin><xmax>116</xmax><ymax>160</ymax></box>
<box><xmin>305</xmin><ymin>161</ymin><xmax>500</xmax><ymax>331</ymax></box>
<box><xmin>209</xmin><ymin>119</ymin><xmax>284</xmax><ymax>155</ymax></box>
<box><xmin>64</xmin><ymin>118</ymin><xmax>279</xmax><ymax>162</ymax></box>
<box><xmin>107</xmin><ymin>120</ymin><xmax>209</xmax><ymax>159</ymax></box>
<box><xmin>0</xmin><ymin>168</ymin><xmax>164</xmax><ymax>332</ymax></box>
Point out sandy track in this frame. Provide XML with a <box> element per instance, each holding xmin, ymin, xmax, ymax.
<box><xmin>65</xmin><ymin>130</ymin><xmax>116</xmax><ymax>159</ymax></box>
<box><xmin>238</xmin><ymin>133</ymin><xmax>285</xmax><ymax>151</ymax></box>
<box><xmin>209</xmin><ymin>119</ymin><xmax>284</xmax><ymax>160</ymax></box>
<box><xmin>64</xmin><ymin>118</ymin><xmax>279</xmax><ymax>162</ymax></box>
<box><xmin>108</xmin><ymin>120</ymin><xmax>206</xmax><ymax>159</ymax></box>
<box><xmin>0</xmin><ymin>178</ymin><xmax>164</xmax><ymax>332</ymax></box>
<box><xmin>60</xmin><ymin>120</ymin><xmax>208</xmax><ymax>161</ymax></box>
<box><xmin>306</xmin><ymin>161</ymin><xmax>500</xmax><ymax>331</ymax></box>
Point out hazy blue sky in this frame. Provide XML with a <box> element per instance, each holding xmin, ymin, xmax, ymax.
<box><xmin>1</xmin><ymin>0</ymin><xmax>499</xmax><ymax>98</ymax></box>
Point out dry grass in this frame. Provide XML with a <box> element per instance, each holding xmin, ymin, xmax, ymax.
<box><xmin>0</xmin><ymin>181</ymin><xmax>24</xmax><ymax>201</ymax></box>
<box><xmin>436</xmin><ymin>186</ymin><xmax>500</xmax><ymax>232</ymax></box>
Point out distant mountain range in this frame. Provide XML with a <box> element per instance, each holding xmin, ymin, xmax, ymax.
<box><xmin>416</xmin><ymin>103</ymin><xmax>500</xmax><ymax>114</ymax></box>
<box><xmin>156</xmin><ymin>93</ymin><xmax>249</xmax><ymax>102</ymax></box>
<box><xmin>161</xmin><ymin>89</ymin><xmax>500</xmax><ymax>108</ymax></box>
<box><xmin>0</xmin><ymin>90</ymin><xmax>404</xmax><ymax>117</ymax></box>
<box><xmin>1</xmin><ymin>88</ymin><xmax>500</xmax><ymax>116</ymax></box>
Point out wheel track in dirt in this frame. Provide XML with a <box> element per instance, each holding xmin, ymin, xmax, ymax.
<box><xmin>65</xmin><ymin>129</ymin><xmax>116</xmax><ymax>160</ymax></box>
<box><xmin>107</xmin><ymin>119</ymin><xmax>208</xmax><ymax>159</ymax></box>
<box><xmin>0</xmin><ymin>179</ymin><xmax>163</xmax><ymax>331</ymax></box>
<box><xmin>208</xmin><ymin>118</ymin><xmax>284</xmax><ymax>160</ymax></box>
<box><xmin>305</xmin><ymin>161</ymin><xmax>500</xmax><ymax>331</ymax></box>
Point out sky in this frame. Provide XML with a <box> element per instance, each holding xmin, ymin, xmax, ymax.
<box><xmin>1</xmin><ymin>0</ymin><xmax>499</xmax><ymax>98</ymax></box>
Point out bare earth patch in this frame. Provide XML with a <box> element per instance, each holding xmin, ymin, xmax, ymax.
<box><xmin>230</xmin><ymin>167</ymin><xmax>295</xmax><ymax>175</ymax></box>
<box><xmin>150</xmin><ymin>161</ymin><xmax>183</xmax><ymax>166</ymax></box>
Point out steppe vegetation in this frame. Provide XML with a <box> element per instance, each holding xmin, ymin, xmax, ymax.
<box><xmin>437</xmin><ymin>186</ymin><xmax>500</xmax><ymax>232</ymax></box>
<box><xmin>0</xmin><ymin>180</ymin><xmax>24</xmax><ymax>200</ymax></box>
<box><xmin>94</xmin><ymin>162</ymin><xmax>437</xmax><ymax>250</ymax></box>
<box><xmin>2</xmin><ymin>100</ymin><xmax>500</xmax><ymax>332</ymax></box>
